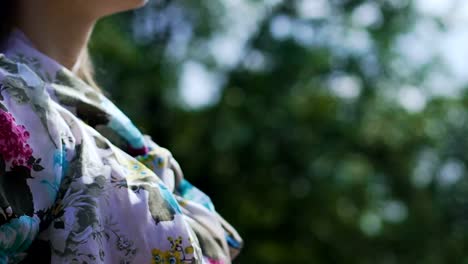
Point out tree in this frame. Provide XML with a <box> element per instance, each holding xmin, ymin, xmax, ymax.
<box><xmin>90</xmin><ymin>0</ymin><xmax>468</xmax><ymax>263</ymax></box>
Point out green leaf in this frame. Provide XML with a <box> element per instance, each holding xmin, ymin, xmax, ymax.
<box><xmin>1</xmin><ymin>76</ymin><xmax>30</xmax><ymax>104</ymax></box>
<box><xmin>33</xmin><ymin>164</ymin><xmax>45</xmax><ymax>171</ymax></box>
<box><xmin>0</xmin><ymin>55</ymin><xmax>18</xmax><ymax>74</ymax></box>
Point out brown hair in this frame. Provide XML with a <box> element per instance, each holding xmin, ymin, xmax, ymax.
<box><xmin>0</xmin><ymin>1</ymin><xmax>101</xmax><ymax>91</ymax></box>
<box><xmin>76</xmin><ymin>48</ymin><xmax>101</xmax><ymax>90</ymax></box>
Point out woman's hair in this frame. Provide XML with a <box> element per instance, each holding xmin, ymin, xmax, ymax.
<box><xmin>0</xmin><ymin>1</ymin><xmax>101</xmax><ymax>91</ymax></box>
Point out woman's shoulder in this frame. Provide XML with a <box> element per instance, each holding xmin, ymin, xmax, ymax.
<box><xmin>0</xmin><ymin>52</ymin><xmax>61</xmax><ymax>147</ymax></box>
<box><xmin>0</xmin><ymin>53</ymin><xmax>20</xmax><ymax>75</ymax></box>
<box><xmin>0</xmin><ymin>52</ymin><xmax>46</xmax><ymax>82</ymax></box>
<box><xmin>0</xmin><ymin>52</ymin><xmax>50</xmax><ymax>105</ymax></box>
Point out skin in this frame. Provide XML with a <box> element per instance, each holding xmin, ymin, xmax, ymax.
<box><xmin>15</xmin><ymin>0</ymin><xmax>148</xmax><ymax>71</ymax></box>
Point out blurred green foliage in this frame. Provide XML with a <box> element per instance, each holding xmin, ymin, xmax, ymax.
<box><xmin>90</xmin><ymin>0</ymin><xmax>468</xmax><ymax>263</ymax></box>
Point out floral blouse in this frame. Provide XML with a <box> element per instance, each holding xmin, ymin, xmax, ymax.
<box><xmin>0</xmin><ymin>30</ymin><xmax>242</xmax><ymax>264</ymax></box>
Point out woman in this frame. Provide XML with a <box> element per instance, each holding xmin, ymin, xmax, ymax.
<box><xmin>0</xmin><ymin>1</ymin><xmax>243</xmax><ymax>263</ymax></box>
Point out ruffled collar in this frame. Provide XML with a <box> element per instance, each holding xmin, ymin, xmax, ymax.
<box><xmin>1</xmin><ymin>29</ymin><xmax>65</xmax><ymax>85</ymax></box>
<box><xmin>1</xmin><ymin>29</ymin><xmax>149</xmax><ymax>156</ymax></box>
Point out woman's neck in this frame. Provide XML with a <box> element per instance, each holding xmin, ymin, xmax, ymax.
<box><xmin>16</xmin><ymin>2</ymin><xmax>96</xmax><ymax>72</ymax></box>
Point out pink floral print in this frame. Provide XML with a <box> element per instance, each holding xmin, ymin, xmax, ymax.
<box><xmin>0</xmin><ymin>109</ymin><xmax>33</xmax><ymax>167</ymax></box>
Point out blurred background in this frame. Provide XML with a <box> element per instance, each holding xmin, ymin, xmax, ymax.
<box><xmin>90</xmin><ymin>0</ymin><xmax>468</xmax><ymax>263</ymax></box>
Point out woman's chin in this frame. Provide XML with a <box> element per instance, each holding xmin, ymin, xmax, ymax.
<box><xmin>100</xmin><ymin>0</ymin><xmax>149</xmax><ymax>16</ymax></box>
<box><xmin>133</xmin><ymin>0</ymin><xmax>149</xmax><ymax>9</ymax></box>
